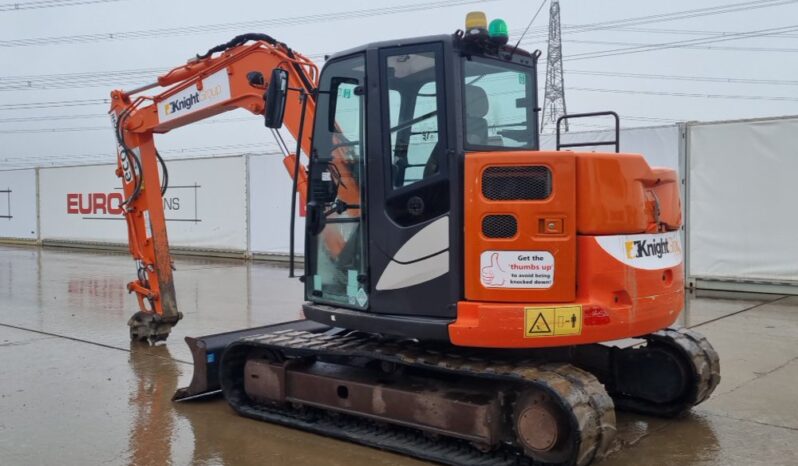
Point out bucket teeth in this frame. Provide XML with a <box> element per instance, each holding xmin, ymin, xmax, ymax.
<box><xmin>127</xmin><ymin>311</ymin><xmax>174</xmax><ymax>344</ymax></box>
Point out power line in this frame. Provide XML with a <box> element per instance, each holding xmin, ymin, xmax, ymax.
<box><xmin>2</xmin><ymin>2</ymin><xmax>797</xmax><ymax>90</ymax></box>
<box><xmin>0</xmin><ymin>0</ymin><xmax>122</xmax><ymax>11</ymax></box>
<box><xmin>0</xmin><ymin>141</ymin><xmax>285</xmax><ymax>169</ymax></box>
<box><xmin>0</xmin><ymin>142</ymin><xmax>283</xmax><ymax>159</ymax></box>
<box><xmin>0</xmin><ymin>112</ymin><xmax>106</xmax><ymax>123</ymax></box>
<box><xmin>570</xmin><ymin>86</ymin><xmax>798</xmax><ymax>102</ymax></box>
<box><xmin>0</xmin><ymin>115</ymin><xmax>260</xmax><ymax>133</ymax></box>
<box><xmin>544</xmin><ymin>0</ymin><xmax>798</xmax><ymax>38</ymax></box>
<box><xmin>565</xmin><ymin>69</ymin><xmax>798</xmax><ymax>86</ymax></box>
<box><xmin>0</xmin><ymin>98</ymin><xmax>108</xmax><ymax>110</ymax></box>
<box><xmin>3</xmin><ymin>0</ymin><xmax>790</xmax><ymax>49</ymax></box>
<box><xmin>0</xmin><ymin>51</ymin><xmax>327</xmax><ymax>91</ymax></box>
<box><xmin>565</xmin><ymin>24</ymin><xmax>798</xmax><ymax>61</ymax></box>
<box><xmin>563</xmin><ymin>37</ymin><xmax>798</xmax><ymax>54</ymax></box>
<box><xmin>622</xmin><ymin>116</ymin><xmax>681</xmax><ymax>123</ymax></box>
<box><xmin>5</xmin><ymin>48</ymin><xmax>798</xmax><ymax>96</ymax></box>
<box><xmin>507</xmin><ymin>0</ymin><xmax>798</xmax><ymax>43</ymax></box>
<box><xmin>0</xmin><ymin>0</ymin><xmax>496</xmax><ymax>47</ymax></box>
<box><xmin>590</xmin><ymin>25</ymin><xmax>798</xmax><ymax>40</ymax></box>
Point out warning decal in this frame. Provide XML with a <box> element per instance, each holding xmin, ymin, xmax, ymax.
<box><xmin>480</xmin><ymin>250</ymin><xmax>554</xmax><ymax>289</ymax></box>
<box><xmin>524</xmin><ymin>305</ymin><xmax>583</xmax><ymax>338</ymax></box>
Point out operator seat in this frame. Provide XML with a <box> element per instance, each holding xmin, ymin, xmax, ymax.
<box><xmin>465</xmin><ymin>84</ymin><xmax>489</xmax><ymax>146</ymax></box>
<box><xmin>422</xmin><ymin>84</ymin><xmax>490</xmax><ymax>179</ymax></box>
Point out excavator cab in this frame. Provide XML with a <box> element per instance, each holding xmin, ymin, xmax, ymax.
<box><xmin>302</xmin><ymin>33</ymin><xmax>541</xmax><ymax>338</ymax></box>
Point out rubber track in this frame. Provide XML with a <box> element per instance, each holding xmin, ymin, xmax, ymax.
<box><xmin>221</xmin><ymin>330</ymin><xmax>617</xmax><ymax>466</ymax></box>
<box><xmin>612</xmin><ymin>326</ymin><xmax>721</xmax><ymax>417</ymax></box>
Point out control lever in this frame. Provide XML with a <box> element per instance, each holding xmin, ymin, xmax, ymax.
<box><xmin>306</xmin><ymin>201</ymin><xmax>325</xmax><ymax>236</ymax></box>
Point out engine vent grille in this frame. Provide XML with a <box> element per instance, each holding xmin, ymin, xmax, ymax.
<box><xmin>482</xmin><ymin>215</ymin><xmax>518</xmax><ymax>239</ymax></box>
<box><xmin>482</xmin><ymin>166</ymin><xmax>551</xmax><ymax>201</ymax></box>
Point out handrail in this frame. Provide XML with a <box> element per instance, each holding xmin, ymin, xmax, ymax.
<box><xmin>556</xmin><ymin>111</ymin><xmax>620</xmax><ymax>153</ymax></box>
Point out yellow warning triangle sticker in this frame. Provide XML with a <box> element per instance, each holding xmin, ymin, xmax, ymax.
<box><xmin>529</xmin><ymin>312</ymin><xmax>552</xmax><ymax>334</ymax></box>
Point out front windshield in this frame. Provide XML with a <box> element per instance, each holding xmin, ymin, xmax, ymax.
<box><xmin>463</xmin><ymin>57</ymin><xmax>536</xmax><ymax>149</ymax></box>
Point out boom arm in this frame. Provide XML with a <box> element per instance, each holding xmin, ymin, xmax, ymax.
<box><xmin>109</xmin><ymin>34</ymin><xmax>318</xmax><ymax>342</ymax></box>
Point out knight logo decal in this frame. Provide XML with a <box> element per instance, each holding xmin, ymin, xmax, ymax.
<box><xmin>480</xmin><ymin>251</ymin><xmax>554</xmax><ymax>289</ymax></box>
<box><xmin>596</xmin><ymin>231</ymin><xmax>682</xmax><ymax>270</ymax></box>
<box><xmin>625</xmin><ymin>235</ymin><xmax>681</xmax><ymax>259</ymax></box>
<box><xmin>157</xmin><ymin>69</ymin><xmax>231</xmax><ymax>123</ymax></box>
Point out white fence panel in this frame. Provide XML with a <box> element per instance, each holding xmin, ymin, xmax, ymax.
<box><xmin>541</xmin><ymin>124</ymin><xmax>681</xmax><ymax>173</ymax></box>
<box><xmin>249</xmin><ymin>154</ymin><xmax>305</xmax><ymax>256</ymax></box>
<box><xmin>0</xmin><ymin>169</ymin><xmax>38</xmax><ymax>240</ymax></box>
<box><xmin>688</xmin><ymin>117</ymin><xmax>798</xmax><ymax>285</ymax></box>
<box><xmin>39</xmin><ymin>156</ymin><xmax>247</xmax><ymax>251</ymax></box>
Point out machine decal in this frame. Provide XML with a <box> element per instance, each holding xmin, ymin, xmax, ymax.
<box><xmin>157</xmin><ymin>69</ymin><xmax>231</xmax><ymax>123</ymax></box>
<box><xmin>356</xmin><ymin>288</ymin><xmax>368</xmax><ymax>307</ymax></box>
<box><xmin>595</xmin><ymin>231</ymin><xmax>682</xmax><ymax>270</ymax></box>
<box><xmin>480</xmin><ymin>251</ymin><xmax>554</xmax><ymax>289</ymax></box>
<box><xmin>392</xmin><ymin>216</ymin><xmax>449</xmax><ymax>262</ymax></box>
<box><xmin>523</xmin><ymin>305</ymin><xmax>583</xmax><ymax>337</ymax></box>
<box><xmin>375</xmin><ymin>216</ymin><xmax>450</xmax><ymax>291</ymax></box>
<box><xmin>375</xmin><ymin>251</ymin><xmax>449</xmax><ymax>291</ymax></box>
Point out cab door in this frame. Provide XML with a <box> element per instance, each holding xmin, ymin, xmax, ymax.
<box><xmin>365</xmin><ymin>42</ymin><xmax>460</xmax><ymax>317</ymax></box>
<box><xmin>305</xmin><ymin>54</ymin><xmax>370</xmax><ymax>310</ymax></box>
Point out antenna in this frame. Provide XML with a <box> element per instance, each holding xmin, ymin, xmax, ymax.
<box><xmin>510</xmin><ymin>0</ymin><xmax>548</xmax><ymax>57</ymax></box>
<box><xmin>541</xmin><ymin>0</ymin><xmax>568</xmax><ymax>134</ymax></box>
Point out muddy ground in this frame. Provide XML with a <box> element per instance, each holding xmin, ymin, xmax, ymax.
<box><xmin>1</xmin><ymin>245</ymin><xmax>796</xmax><ymax>465</ymax></box>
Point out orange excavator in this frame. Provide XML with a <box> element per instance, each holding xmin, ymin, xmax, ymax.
<box><xmin>110</xmin><ymin>13</ymin><xmax>719</xmax><ymax>466</ymax></box>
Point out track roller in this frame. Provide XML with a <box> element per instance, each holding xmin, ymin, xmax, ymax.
<box><xmin>583</xmin><ymin>326</ymin><xmax>721</xmax><ymax>418</ymax></box>
<box><xmin>220</xmin><ymin>330</ymin><xmax>617</xmax><ymax>466</ymax></box>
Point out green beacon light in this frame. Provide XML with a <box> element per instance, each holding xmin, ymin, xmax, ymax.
<box><xmin>488</xmin><ymin>18</ymin><xmax>509</xmax><ymax>45</ymax></box>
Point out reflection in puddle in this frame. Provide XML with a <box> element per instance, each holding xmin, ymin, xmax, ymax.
<box><xmin>127</xmin><ymin>343</ymin><xmax>180</xmax><ymax>466</ymax></box>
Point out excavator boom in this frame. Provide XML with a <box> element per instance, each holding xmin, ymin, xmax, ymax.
<box><xmin>110</xmin><ymin>34</ymin><xmax>318</xmax><ymax>341</ymax></box>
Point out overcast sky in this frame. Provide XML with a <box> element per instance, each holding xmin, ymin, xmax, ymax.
<box><xmin>2</xmin><ymin>0</ymin><xmax>797</xmax><ymax>169</ymax></box>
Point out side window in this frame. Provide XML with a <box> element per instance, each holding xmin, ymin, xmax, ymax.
<box><xmin>388</xmin><ymin>89</ymin><xmax>401</xmax><ymax>128</ymax></box>
<box><xmin>330</xmin><ymin>80</ymin><xmax>362</xmax><ymax>146</ymax></box>
<box><xmin>405</xmin><ymin>81</ymin><xmax>438</xmax><ymax>185</ymax></box>
<box><xmin>385</xmin><ymin>51</ymin><xmax>443</xmax><ymax>189</ymax></box>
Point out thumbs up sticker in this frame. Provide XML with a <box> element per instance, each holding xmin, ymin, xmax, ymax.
<box><xmin>481</xmin><ymin>252</ymin><xmax>507</xmax><ymax>286</ymax></box>
<box><xmin>479</xmin><ymin>251</ymin><xmax>555</xmax><ymax>289</ymax></box>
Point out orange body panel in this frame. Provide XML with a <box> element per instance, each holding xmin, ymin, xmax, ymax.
<box><xmin>452</xmin><ymin>150</ymin><xmax>684</xmax><ymax>348</ymax></box>
<box><xmin>576</xmin><ymin>153</ymin><xmax>681</xmax><ymax>234</ymax></box>
<box><xmin>464</xmin><ymin>151</ymin><xmax>577</xmax><ymax>303</ymax></box>
<box><xmin>450</xmin><ymin>236</ymin><xmax>684</xmax><ymax>348</ymax></box>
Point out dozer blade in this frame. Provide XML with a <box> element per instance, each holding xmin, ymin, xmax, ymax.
<box><xmin>173</xmin><ymin>319</ymin><xmax>330</xmax><ymax>401</ymax></box>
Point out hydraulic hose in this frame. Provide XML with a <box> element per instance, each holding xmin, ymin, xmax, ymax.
<box><xmin>196</xmin><ymin>33</ymin><xmax>316</xmax><ymax>95</ymax></box>
<box><xmin>115</xmin><ymin>106</ymin><xmax>169</xmax><ymax>202</ymax></box>
<box><xmin>115</xmin><ymin>107</ymin><xmax>143</xmax><ymax>205</ymax></box>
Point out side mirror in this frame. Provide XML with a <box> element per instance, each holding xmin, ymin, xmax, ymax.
<box><xmin>264</xmin><ymin>68</ymin><xmax>288</xmax><ymax>128</ymax></box>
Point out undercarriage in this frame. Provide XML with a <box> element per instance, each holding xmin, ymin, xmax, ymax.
<box><xmin>176</xmin><ymin>322</ymin><xmax>719</xmax><ymax>466</ymax></box>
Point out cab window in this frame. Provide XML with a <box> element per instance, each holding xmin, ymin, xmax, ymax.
<box><xmin>463</xmin><ymin>57</ymin><xmax>536</xmax><ymax>149</ymax></box>
<box><xmin>384</xmin><ymin>50</ymin><xmax>445</xmax><ymax>189</ymax></box>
